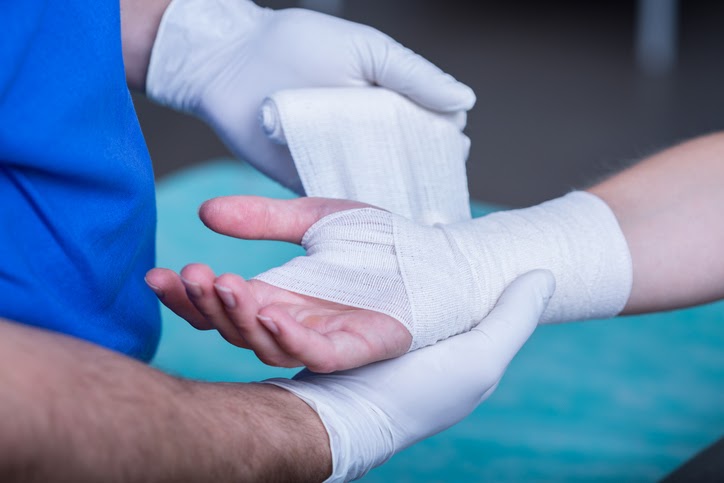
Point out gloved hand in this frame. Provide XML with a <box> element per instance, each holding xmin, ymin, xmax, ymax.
<box><xmin>265</xmin><ymin>270</ymin><xmax>555</xmax><ymax>482</ymax></box>
<box><xmin>146</xmin><ymin>0</ymin><xmax>476</xmax><ymax>193</ymax></box>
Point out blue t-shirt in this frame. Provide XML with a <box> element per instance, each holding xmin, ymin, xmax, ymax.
<box><xmin>0</xmin><ymin>0</ymin><xmax>160</xmax><ymax>360</ymax></box>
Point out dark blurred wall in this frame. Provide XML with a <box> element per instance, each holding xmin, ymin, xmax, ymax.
<box><xmin>134</xmin><ymin>0</ymin><xmax>724</xmax><ymax>207</ymax></box>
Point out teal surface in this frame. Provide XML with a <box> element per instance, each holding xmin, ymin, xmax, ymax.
<box><xmin>152</xmin><ymin>160</ymin><xmax>724</xmax><ymax>482</ymax></box>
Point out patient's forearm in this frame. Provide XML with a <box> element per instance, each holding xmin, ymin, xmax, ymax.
<box><xmin>0</xmin><ymin>319</ymin><xmax>330</xmax><ymax>482</ymax></box>
<box><xmin>588</xmin><ymin>131</ymin><xmax>724</xmax><ymax>314</ymax></box>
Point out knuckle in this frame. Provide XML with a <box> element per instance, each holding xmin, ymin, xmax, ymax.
<box><xmin>180</xmin><ymin>263</ymin><xmax>204</xmax><ymax>277</ymax></box>
<box><xmin>215</xmin><ymin>273</ymin><xmax>238</xmax><ymax>287</ymax></box>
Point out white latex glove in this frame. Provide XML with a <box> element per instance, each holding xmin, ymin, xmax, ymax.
<box><xmin>146</xmin><ymin>0</ymin><xmax>476</xmax><ymax>193</ymax></box>
<box><xmin>265</xmin><ymin>270</ymin><xmax>555</xmax><ymax>482</ymax></box>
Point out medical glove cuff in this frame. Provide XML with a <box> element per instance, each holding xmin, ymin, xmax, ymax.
<box><xmin>262</xmin><ymin>378</ymin><xmax>394</xmax><ymax>483</ymax></box>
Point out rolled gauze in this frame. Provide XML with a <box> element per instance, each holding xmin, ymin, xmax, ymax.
<box><xmin>259</xmin><ymin>87</ymin><xmax>472</xmax><ymax>225</ymax></box>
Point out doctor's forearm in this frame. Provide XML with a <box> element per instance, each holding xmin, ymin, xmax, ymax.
<box><xmin>588</xmin><ymin>131</ymin><xmax>724</xmax><ymax>314</ymax></box>
<box><xmin>0</xmin><ymin>319</ymin><xmax>331</xmax><ymax>482</ymax></box>
<box><xmin>120</xmin><ymin>0</ymin><xmax>172</xmax><ymax>91</ymax></box>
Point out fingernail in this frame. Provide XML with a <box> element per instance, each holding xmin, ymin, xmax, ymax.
<box><xmin>181</xmin><ymin>277</ymin><xmax>202</xmax><ymax>297</ymax></box>
<box><xmin>214</xmin><ymin>284</ymin><xmax>236</xmax><ymax>309</ymax></box>
<box><xmin>257</xmin><ymin>314</ymin><xmax>279</xmax><ymax>335</ymax></box>
<box><xmin>144</xmin><ymin>276</ymin><xmax>164</xmax><ymax>298</ymax></box>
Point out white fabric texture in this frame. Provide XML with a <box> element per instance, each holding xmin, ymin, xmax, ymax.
<box><xmin>441</xmin><ymin>191</ymin><xmax>633</xmax><ymax>324</ymax></box>
<box><xmin>264</xmin><ymin>270</ymin><xmax>556</xmax><ymax>482</ymax></box>
<box><xmin>257</xmin><ymin>191</ymin><xmax>633</xmax><ymax>350</ymax></box>
<box><xmin>260</xmin><ymin>87</ymin><xmax>472</xmax><ymax>225</ymax></box>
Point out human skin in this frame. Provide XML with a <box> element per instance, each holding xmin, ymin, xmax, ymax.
<box><xmin>123</xmin><ymin>0</ymin><xmax>724</xmax><ymax>472</ymax></box>
<box><xmin>0</xmin><ymin>317</ymin><xmax>331</xmax><ymax>482</ymax></box>
<box><xmin>0</xmin><ymin>1</ymin><xmax>331</xmax><ymax>480</ymax></box>
<box><xmin>147</xmin><ymin>197</ymin><xmax>412</xmax><ymax>372</ymax></box>
<box><xmin>0</xmin><ymin>1</ymin><xmax>518</xmax><ymax>480</ymax></box>
<box><xmin>121</xmin><ymin>0</ymin><xmax>171</xmax><ymax>91</ymax></box>
<box><xmin>119</xmin><ymin>2</ymin><xmax>334</xmax><ymax>479</ymax></box>
<box><xmin>589</xmin><ymin>131</ymin><xmax>724</xmax><ymax>314</ymax></box>
<box><xmin>147</xmin><ymin>132</ymin><xmax>724</xmax><ymax>371</ymax></box>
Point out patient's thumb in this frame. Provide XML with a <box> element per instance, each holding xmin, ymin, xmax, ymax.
<box><xmin>198</xmin><ymin>195</ymin><xmax>372</xmax><ymax>244</ymax></box>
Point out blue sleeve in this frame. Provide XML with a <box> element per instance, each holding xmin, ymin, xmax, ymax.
<box><xmin>0</xmin><ymin>0</ymin><xmax>161</xmax><ymax>360</ymax></box>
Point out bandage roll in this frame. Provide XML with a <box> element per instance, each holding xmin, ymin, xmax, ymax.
<box><xmin>258</xmin><ymin>87</ymin><xmax>472</xmax><ymax>225</ymax></box>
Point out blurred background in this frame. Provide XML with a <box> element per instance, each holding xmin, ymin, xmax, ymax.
<box><xmin>135</xmin><ymin>0</ymin><xmax>724</xmax><ymax>206</ymax></box>
<box><xmin>139</xmin><ymin>1</ymin><xmax>724</xmax><ymax>481</ymax></box>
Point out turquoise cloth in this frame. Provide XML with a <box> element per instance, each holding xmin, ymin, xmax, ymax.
<box><xmin>153</xmin><ymin>160</ymin><xmax>724</xmax><ymax>481</ymax></box>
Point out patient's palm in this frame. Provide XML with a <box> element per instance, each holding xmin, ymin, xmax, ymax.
<box><xmin>240</xmin><ymin>278</ymin><xmax>412</xmax><ymax>372</ymax></box>
<box><xmin>147</xmin><ymin>195</ymin><xmax>412</xmax><ymax>372</ymax></box>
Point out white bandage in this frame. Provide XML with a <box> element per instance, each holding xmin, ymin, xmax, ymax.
<box><xmin>259</xmin><ymin>87</ymin><xmax>472</xmax><ymax>225</ymax></box>
<box><xmin>256</xmin><ymin>87</ymin><xmax>476</xmax><ymax>348</ymax></box>
<box><xmin>257</xmin><ymin>191</ymin><xmax>633</xmax><ymax>349</ymax></box>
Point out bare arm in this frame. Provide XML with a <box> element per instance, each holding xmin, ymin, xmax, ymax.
<box><xmin>120</xmin><ymin>0</ymin><xmax>170</xmax><ymax>91</ymax></box>
<box><xmin>588</xmin><ymin>131</ymin><xmax>724</xmax><ymax>314</ymax></box>
<box><xmin>0</xmin><ymin>318</ymin><xmax>330</xmax><ymax>482</ymax></box>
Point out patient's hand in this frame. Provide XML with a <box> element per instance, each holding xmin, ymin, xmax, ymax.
<box><xmin>146</xmin><ymin>197</ymin><xmax>412</xmax><ymax>373</ymax></box>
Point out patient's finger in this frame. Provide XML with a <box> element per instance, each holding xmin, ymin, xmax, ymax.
<box><xmin>256</xmin><ymin>304</ymin><xmax>347</xmax><ymax>373</ymax></box>
<box><xmin>180</xmin><ymin>264</ymin><xmax>250</xmax><ymax>349</ymax></box>
<box><xmin>198</xmin><ymin>196</ymin><xmax>373</xmax><ymax>244</ymax></box>
<box><xmin>258</xmin><ymin>305</ymin><xmax>407</xmax><ymax>373</ymax></box>
<box><xmin>214</xmin><ymin>273</ymin><xmax>301</xmax><ymax>367</ymax></box>
<box><xmin>145</xmin><ymin>268</ymin><xmax>213</xmax><ymax>330</ymax></box>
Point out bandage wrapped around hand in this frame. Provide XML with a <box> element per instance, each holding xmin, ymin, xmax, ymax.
<box><xmin>256</xmin><ymin>191</ymin><xmax>633</xmax><ymax>350</ymax></box>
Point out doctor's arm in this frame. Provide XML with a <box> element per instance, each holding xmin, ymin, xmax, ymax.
<box><xmin>120</xmin><ymin>0</ymin><xmax>475</xmax><ymax>192</ymax></box>
<box><xmin>120</xmin><ymin>0</ymin><xmax>169</xmax><ymax>90</ymax></box>
<box><xmin>0</xmin><ymin>271</ymin><xmax>552</xmax><ymax>482</ymax></box>
<box><xmin>0</xmin><ymin>318</ymin><xmax>330</xmax><ymax>482</ymax></box>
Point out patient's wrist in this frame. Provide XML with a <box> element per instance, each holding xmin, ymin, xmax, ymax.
<box><xmin>444</xmin><ymin>191</ymin><xmax>633</xmax><ymax>324</ymax></box>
